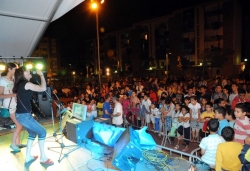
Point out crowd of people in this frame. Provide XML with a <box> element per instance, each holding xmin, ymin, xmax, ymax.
<box><xmin>2</xmin><ymin>61</ymin><xmax>250</xmax><ymax>169</ymax></box>
<box><xmin>63</xmin><ymin>75</ymin><xmax>250</xmax><ymax>170</ymax></box>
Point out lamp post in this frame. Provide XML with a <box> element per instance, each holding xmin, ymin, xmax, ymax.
<box><xmin>91</xmin><ymin>1</ymin><xmax>103</xmax><ymax>91</ymax></box>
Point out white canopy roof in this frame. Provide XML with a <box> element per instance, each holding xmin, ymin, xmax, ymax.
<box><xmin>0</xmin><ymin>0</ymin><xmax>84</xmax><ymax>57</ymax></box>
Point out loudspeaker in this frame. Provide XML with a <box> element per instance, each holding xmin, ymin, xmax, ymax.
<box><xmin>112</xmin><ymin>127</ymin><xmax>143</xmax><ymax>171</ymax></box>
<box><xmin>38</xmin><ymin>87</ymin><xmax>52</xmax><ymax>116</ymax></box>
<box><xmin>66</xmin><ymin>119</ymin><xmax>93</xmax><ymax>144</ymax></box>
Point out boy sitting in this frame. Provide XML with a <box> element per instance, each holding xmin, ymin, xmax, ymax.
<box><xmin>216</xmin><ymin>127</ymin><xmax>242</xmax><ymax>171</ymax></box>
<box><xmin>199</xmin><ymin>119</ymin><xmax>225</xmax><ymax>168</ymax></box>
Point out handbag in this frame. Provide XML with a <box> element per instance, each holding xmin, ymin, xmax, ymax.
<box><xmin>0</xmin><ymin>97</ymin><xmax>12</xmax><ymax>118</ymax></box>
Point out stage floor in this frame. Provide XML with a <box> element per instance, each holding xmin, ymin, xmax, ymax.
<box><xmin>0</xmin><ymin>119</ymin><xmax>198</xmax><ymax>171</ymax></box>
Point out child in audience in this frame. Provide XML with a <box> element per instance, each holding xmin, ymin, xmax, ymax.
<box><xmin>96</xmin><ymin>97</ymin><xmax>104</xmax><ymax>116</ymax></box>
<box><xmin>139</xmin><ymin>97</ymin><xmax>146</xmax><ymax>126</ymax></box>
<box><xmin>169</xmin><ymin>102</ymin><xmax>181</xmax><ymax>137</ymax></box>
<box><xmin>175</xmin><ymin>105</ymin><xmax>190</xmax><ymax>152</ymax></box>
<box><xmin>239</xmin><ymin>137</ymin><xmax>250</xmax><ymax>170</ymax></box>
<box><xmin>214</xmin><ymin>106</ymin><xmax>229</xmax><ymax>135</ymax></box>
<box><xmin>199</xmin><ymin>119</ymin><xmax>225</xmax><ymax>168</ymax></box>
<box><xmin>225</xmin><ymin>108</ymin><xmax>235</xmax><ymax>128</ymax></box>
<box><xmin>66</xmin><ymin>101</ymin><xmax>73</xmax><ymax>112</ymax></box>
<box><xmin>131</xmin><ymin>103</ymin><xmax>140</xmax><ymax>126</ymax></box>
<box><xmin>151</xmin><ymin>103</ymin><xmax>161</xmax><ymax>133</ymax></box>
<box><xmin>121</xmin><ymin>93</ymin><xmax>130</xmax><ymax>116</ymax></box>
<box><xmin>199</xmin><ymin>102</ymin><xmax>214</xmax><ymax>139</ymax></box>
<box><xmin>200</xmin><ymin>98</ymin><xmax>207</xmax><ymax>114</ymax></box>
<box><xmin>162</xmin><ymin>99</ymin><xmax>175</xmax><ymax>133</ymax></box>
<box><xmin>216</xmin><ymin>98</ymin><xmax>227</xmax><ymax>108</ymax></box>
<box><xmin>234</xmin><ymin>103</ymin><xmax>250</xmax><ymax>144</ymax></box>
<box><xmin>184</xmin><ymin>96</ymin><xmax>190</xmax><ymax>107</ymax></box>
<box><xmin>216</xmin><ymin>127</ymin><xmax>242</xmax><ymax>171</ymax></box>
<box><xmin>159</xmin><ymin>97</ymin><xmax>167</xmax><ymax>134</ymax></box>
<box><xmin>188</xmin><ymin>96</ymin><xmax>201</xmax><ymax>142</ymax></box>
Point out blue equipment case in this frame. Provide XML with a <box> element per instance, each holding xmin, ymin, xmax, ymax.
<box><xmin>112</xmin><ymin>126</ymin><xmax>143</xmax><ymax>171</ymax></box>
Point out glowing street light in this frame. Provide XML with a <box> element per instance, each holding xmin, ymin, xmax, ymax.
<box><xmin>91</xmin><ymin>0</ymin><xmax>104</xmax><ymax>91</ymax></box>
<box><xmin>91</xmin><ymin>2</ymin><xmax>97</xmax><ymax>9</ymax></box>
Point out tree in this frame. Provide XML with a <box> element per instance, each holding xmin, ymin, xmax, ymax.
<box><xmin>199</xmin><ymin>48</ymin><xmax>233</xmax><ymax>67</ymax></box>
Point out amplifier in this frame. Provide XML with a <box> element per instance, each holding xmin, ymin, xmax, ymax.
<box><xmin>66</xmin><ymin>119</ymin><xmax>93</xmax><ymax>144</ymax></box>
<box><xmin>112</xmin><ymin>127</ymin><xmax>143</xmax><ymax>171</ymax></box>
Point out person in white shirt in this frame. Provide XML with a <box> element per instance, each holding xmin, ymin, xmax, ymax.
<box><xmin>188</xmin><ymin>96</ymin><xmax>201</xmax><ymax>143</ymax></box>
<box><xmin>87</xmin><ymin>99</ymin><xmax>97</xmax><ymax>119</ymax></box>
<box><xmin>228</xmin><ymin>83</ymin><xmax>238</xmax><ymax>106</ymax></box>
<box><xmin>151</xmin><ymin>103</ymin><xmax>161</xmax><ymax>132</ymax></box>
<box><xmin>142</xmin><ymin>94</ymin><xmax>153</xmax><ymax>129</ymax></box>
<box><xmin>111</xmin><ymin>96</ymin><xmax>123</xmax><ymax>127</ymax></box>
<box><xmin>175</xmin><ymin>105</ymin><xmax>191</xmax><ymax>152</ymax></box>
<box><xmin>0</xmin><ymin>63</ymin><xmax>24</xmax><ymax>152</ymax></box>
<box><xmin>136</xmin><ymin>81</ymin><xmax>144</xmax><ymax>94</ymax></box>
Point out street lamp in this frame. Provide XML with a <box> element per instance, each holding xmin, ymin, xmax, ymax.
<box><xmin>91</xmin><ymin>0</ymin><xmax>104</xmax><ymax>91</ymax></box>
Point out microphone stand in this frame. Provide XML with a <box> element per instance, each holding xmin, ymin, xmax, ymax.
<box><xmin>43</xmin><ymin>84</ymin><xmax>80</xmax><ymax>163</ymax></box>
<box><xmin>43</xmin><ymin>87</ymin><xmax>63</xmax><ymax>142</ymax></box>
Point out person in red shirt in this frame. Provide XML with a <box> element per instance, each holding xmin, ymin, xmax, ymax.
<box><xmin>231</xmin><ymin>88</ymin><xmax>250</xmax><ymax>109</ymax></box>
<box><xmin>149</xmin><ymin>89</ymin><xmax>158</xmax><ymax>103</ymax></box>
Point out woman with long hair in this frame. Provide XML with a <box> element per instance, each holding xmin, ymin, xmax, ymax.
<box><xmin>0</xmin><ymin>63</ymin><xmax>24</xmax><ymax>152</ymax></box>
<box><xmin>13</xmin><ymin>67</ymin><xmax>53</xmax><ymax>165</ymax></box>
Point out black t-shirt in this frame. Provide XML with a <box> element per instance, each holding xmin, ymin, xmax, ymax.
<box><xmin>16</xmin><ymin>80</ymin><xmax>33</xmax><ymax>113</ymax></box>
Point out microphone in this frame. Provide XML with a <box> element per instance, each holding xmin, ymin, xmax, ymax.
<box><xmin>32</xmin><ymin>71</ymin><xmax>45</xmax><ymax>75</ymax></box>
<box><xmin>32</xmin><ymin>71</ymin><xmax>38</xmax><ymax>74</ymax></box>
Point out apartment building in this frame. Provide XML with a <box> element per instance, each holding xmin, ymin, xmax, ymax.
<box><xmin>84</xmin><ymin>0</ymin><xmax>242</xmax><ymax>77</ymax></box>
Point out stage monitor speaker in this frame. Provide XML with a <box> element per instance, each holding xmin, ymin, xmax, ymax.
<box><xmin>38</xmin><ymin>87</ymin><xmax>52</xmax><ymax>116</ymax></box>
<box><xmin>112</xmin><ymin>126</ymin><xmax>143</xmax><ymax>171</ymax></box>
<box><xmin>66</xmin><ymin>119</ymin><xmax>93</xmax><ymax>144</ymax></box>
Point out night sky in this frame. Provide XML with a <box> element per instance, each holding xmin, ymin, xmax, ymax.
<box><xmin>44</xmin><ymin>0</ymin><xmax>247</xmax><ymax>59</ymax></box>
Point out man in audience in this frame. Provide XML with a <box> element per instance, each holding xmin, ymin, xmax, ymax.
<box><xmin>103</xmin><ymin>94</ymin><xmax>112</xmax><ymax>118</ymax></box>
<box><xmin>111</xmin><ymin>96</ymin><xmax>123</xmax><ymax>127</ymax></box>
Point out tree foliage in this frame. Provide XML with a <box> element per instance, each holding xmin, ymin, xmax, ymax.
<box><xmin>199</xmin><ymin>48</ymin><xmax>233</xmax><ymax>67</ymax></box>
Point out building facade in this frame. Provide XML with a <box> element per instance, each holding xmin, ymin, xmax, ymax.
<box><xmin>84</xmin><ymin>0</ymin><xmax>242</xmax><ymax>77</ymax></box>
<box><xmin>32</xmin><ymin>37</ymin><xmax>61</xmax><ymax>74</ymax></box>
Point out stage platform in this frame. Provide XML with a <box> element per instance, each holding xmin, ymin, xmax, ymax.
<box><xmin>0</xmin><ymin>119</ymin><xmax>199</xmax><ymax>171</ymax></box>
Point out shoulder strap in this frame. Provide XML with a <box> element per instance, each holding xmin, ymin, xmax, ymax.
<box><xmin>8</xmin><ymin>98</ymin><xmax>12</xmax><ymax>108</ymax></box>
<box><xmin>17</xmin><ymin>95</ymin><xmax>30</xmax><ymax>113</ymax></box>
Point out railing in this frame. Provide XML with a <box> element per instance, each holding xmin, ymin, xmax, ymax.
<box><xmin>155</xmin><ymin>145</ymin><xmax>201</xmax><ymax>163</ymax></box>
